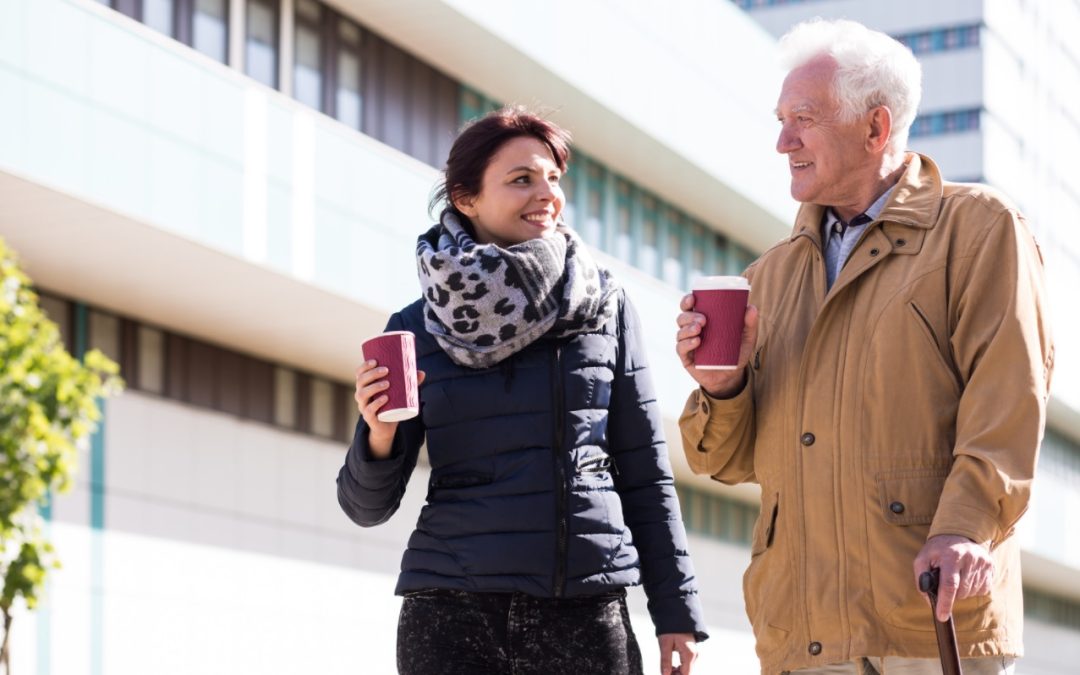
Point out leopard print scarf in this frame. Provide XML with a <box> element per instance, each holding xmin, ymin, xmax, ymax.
<box><xmin>416</xmin><ymin>212</ymin><xmax>619</xmax><ymax>369</ymax></box>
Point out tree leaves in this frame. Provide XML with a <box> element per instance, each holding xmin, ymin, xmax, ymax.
<box><xmin>0</xmin><ymin>237</ymin><xmax>124</xmax><ymax>658</ymax></box>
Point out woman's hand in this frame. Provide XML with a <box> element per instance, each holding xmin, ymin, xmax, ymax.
<box><xmin>658</xmin><ymin>633</ymin><xmax>698</xmax><ymax>675</ymax></box>
<box><xmin>354</xmin><ymin>360</ymin><xmax>425</xmax><ymax>459</ymax></box>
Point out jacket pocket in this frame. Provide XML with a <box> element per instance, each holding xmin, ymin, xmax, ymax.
<box><xmin>743</xmin><ymin>491</ymin><xmax>792</xmax><ymax>658</ymax></box>
<box><xmin>750</xmin><ymin>491</ymin><xmax>779</xmax><ymax>556</ymax></box>
<box><xmin>877</xmin><ymin>469</ymin><xmax>945</xmax><ymax>526</ymax></box>
<box><xmin>577</xmin><ymin>454</ymin><xmax>614</xmax><ymax>475</ymax></box>
<box><xmin>907</xmin><ymin>301</ymin><xmax>962</xmax><ymax>394</ymax></box>
<box><xmin>430</xmin><ymin>472</ymin><xmax>493</xmax><ymax>490</ymax></box>
<box><xmin>868</xmin><ymin>467</ymin><xmax>993</xmax><ymax>632</ymax></box>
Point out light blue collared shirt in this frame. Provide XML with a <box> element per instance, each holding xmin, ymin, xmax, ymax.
<box><xmin>822</xmin><ymin>186</ymin><xmax>896</xmax><ymax>289</ymax></box>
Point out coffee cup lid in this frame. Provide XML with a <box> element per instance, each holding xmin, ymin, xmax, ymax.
<box><xmin>692</xmin><ymin>275</ymin><xmax>750</xmax><ymax>291</ymax></box>
<box><xmin>361</xmin><ymin>330</ymin><xmax>415</xmax><ymax>348</ymax></box>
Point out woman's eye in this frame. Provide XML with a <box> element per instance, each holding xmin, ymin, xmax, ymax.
<box><xmin>512</xmin><ymin>175</ymin><xmax>530</xmax><ymax>184</ymax></box>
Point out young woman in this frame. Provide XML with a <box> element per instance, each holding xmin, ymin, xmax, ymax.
<box><xmin>337</xmin><ymin>107</ymin><xmax>707</xmax><ymax>675</ymax></box>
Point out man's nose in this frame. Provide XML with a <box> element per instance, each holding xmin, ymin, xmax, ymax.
<box><xmin>776</xmin><ymin>125</ymin><xmax>800</xmax><ymax>154</ymax></box>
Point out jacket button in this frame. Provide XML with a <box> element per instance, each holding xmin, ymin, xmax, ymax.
<box><xmin>808</xmin><ymin>641</ymin><xmax>822</xmax><ymax>655</ymax></box>
<box><xmin>800</xmin><ymin>432</ymin><xmax>816</xmax><ymax>446</ymax></box>
<box><xmin>870</xmin><ymin>248</ymin><xmax>880</xmax><ymax>256</ymax></box>
<box><xmin>890</xmin><ymin>501</ymin><xmax>906</xmax><ymax>514</ymax></box>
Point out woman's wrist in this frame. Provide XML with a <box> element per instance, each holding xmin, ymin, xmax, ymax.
<box><xmin>367</xmin><ymin>426</ymin><xmax>396</xmax><ymax>459</ymax></box>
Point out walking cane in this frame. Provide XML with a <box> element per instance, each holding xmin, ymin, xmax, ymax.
<box><xmin>918</xmin><ymin>567</ymin><xmax>963</xmax><ymax>675</ymax></box>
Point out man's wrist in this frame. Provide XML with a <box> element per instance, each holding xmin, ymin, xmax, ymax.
<box><xmin>702</xmin><ymin>370</ymin><xmax>748</xmax><ymax>400</ymax></box>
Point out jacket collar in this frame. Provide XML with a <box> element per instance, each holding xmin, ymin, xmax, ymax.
<box><xmin>790</xmin><ymin>153</ymin><xmax>944</xmax><ymax>245</ymax></box>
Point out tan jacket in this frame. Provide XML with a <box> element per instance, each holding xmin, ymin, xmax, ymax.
<box><xmin>680</xmin><ymin>155</ymin><xmax>1054</xmax><ymax>674</ymax></box>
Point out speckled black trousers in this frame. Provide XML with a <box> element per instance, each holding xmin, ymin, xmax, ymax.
<box><xmin>396</xmin><ymin>588</ymin><xmax>645</xmax><ymax>675</ymax></box>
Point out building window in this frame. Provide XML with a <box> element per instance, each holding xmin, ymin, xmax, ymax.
<box><xmin>733</xmin><ymin>0</ymin><xmax>820</xmax><ymax>9</ymax></box>
<box><xmin>894</xmin><ymin>24</ymin><xmax>981</xmax><ymax>55</ymax></box>
<box><xmin>275</xmin><ymin>367</ymin><xmax>297</xmax><ymax>428</ymax></box>
<box><xmin>245</xmin><ymin>0</ymin><xmax>278</xmax><ymax>88</ymax></box>
<box><xmin>582</xmin><ymin>162</ymin><xmax>605</xmax><ymax>248</ymax></box>
<box><xmin>335</xmin><ymin>19</ymin><xmax>363</xmax><ymax>130</ymax></box>
<box><xmin>192</xmin><ymin>0</ymin><xmax>228</xmax><ymax>63</ymax></box>
<box><xmin>137</xmin><ymin>326</ymin><xmax>166</xmax><ymax>394</ymax></box>
<box><xmin>89</xmin><ymin>311</ymin><xmax>121</xmax><ymax>363</ymax></box>
<box><xmin>310</xmin><ymin>378</ymin><xmax>335</xmax><ymax>438</ymax></box>
<box><xmin>343</xmin><ymin>389</ymin><xmax>358</xmax><ymax>443</ymax></box>
<box><xmin>676</xmin><ymin>483</ymin><xmax>759</xmax><ymax>546</ymax></box>
<box><xmin>293</xmin><ymin>0</ymin><xmax>324</xmax><ymax>111</ymax></box>
<box><xmin>663</xmin><ymin>210</ymin><xmax>685</xmax><ymax>289</ymax></box>
<box><xmin>615</xmin><ymin>182</ymin><xmax>632</xmax><ymax>263</ymax></box>
<box><xmin>142</xmin><ymin>0</ymin><xmax>175</xmax><ymax>36</ymax></box>
<box><xmin>110</xmin><ymin>0</ymin><xmax>229</xmax><ymax>64</ymax></box>
<box><xmin>37</xmin><ymin>294</ymin><xmax>72</xmax><ymax>352</ymax></box>
<box><xmin>909</xmin><ymin>108</ymin><xmax>982</xmax><ymax>138</ymax></box>
<box><xmin>639</xmin><ymin>197</ymin><xmax>659</xmax><ymax>276</ymax></box>
<box><xmin>560</xmin><ymin>165</ymin><xmax>578</xmax><ymax>230</ymax></box>
<box><xmin>688</xmin><ymin>223</ymin><xmax>707</xmax><ymax>284</ymax></box>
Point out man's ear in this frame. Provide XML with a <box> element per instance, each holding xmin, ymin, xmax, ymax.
<box><xmin>452</xmin><ymin>191</ymin><xmax>478</xmax><ymax>218</ymax></box>
<box><xmin>866</xmin><ymin>105</ymin><xmax>893</xmax><ymax>153</ymax></box>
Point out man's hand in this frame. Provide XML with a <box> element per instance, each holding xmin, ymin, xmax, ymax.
<box><xmin>675</xmin><ymin>293</ymin><xmax>759</xmax><ymax>399</ymax></box>
<box><xmin>658</xmin><ymin>633</ymin><xmax>698</xmax><ymax>675</ymax></box>
<box><xmin>913</xmin><ymin>534</ymin><xmax>994</xmax><ymax>622</ymax></box>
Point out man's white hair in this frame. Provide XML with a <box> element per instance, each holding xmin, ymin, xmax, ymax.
<box><xmin>779</xmin><ymin>19</ymin><xmax>922</xmax><ymax>152</ymax></box>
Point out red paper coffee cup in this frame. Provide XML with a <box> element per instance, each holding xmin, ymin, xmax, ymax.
<box><xmin>360</xmin><ymin>331</ymin><xmax>419</xmax><ymax>422</ymax></box>
<box><xmin>692</xmin><ymin>276</ymin><xmax>750</xmax><ymax>370</ymax></box>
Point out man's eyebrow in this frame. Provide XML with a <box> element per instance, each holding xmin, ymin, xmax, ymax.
<box><xmin>776</xmin><ymin>103</ymin><xmax>813</xmax><ymax>117</ymax></box>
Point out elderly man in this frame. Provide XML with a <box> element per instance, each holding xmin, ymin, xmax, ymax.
<box><xmin>677</xmin><ymin>19</ymin><xmax>1053</xmax><ymax>675</ymax></box>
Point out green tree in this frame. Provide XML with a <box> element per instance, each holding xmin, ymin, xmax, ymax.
<box><xmin>0</xmin><ymin>237</ymin><xmax>122</xmax><ymax>673</ymax></box>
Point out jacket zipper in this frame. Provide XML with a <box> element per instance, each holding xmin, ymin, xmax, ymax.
<box><xmin>551</xmin><ymin>343</ymin><xmax>568</xmax><ymax>597</ymax></box>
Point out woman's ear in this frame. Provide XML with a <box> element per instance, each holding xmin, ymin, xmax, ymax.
<box><xmin>452</xmin><ymin>191</ymin><xmax>478</xmax><ymax>218</ymax></box>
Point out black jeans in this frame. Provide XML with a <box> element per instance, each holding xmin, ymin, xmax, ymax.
<box><xmin>396</xmin><ymin>588</ymin><xmax>644</xmax><ymax>675</ymax></box>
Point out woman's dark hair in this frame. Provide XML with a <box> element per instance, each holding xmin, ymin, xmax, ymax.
<box><xmin>429</xmin><ymin>105</ymin><xmax>572</xmax><ymax>220</ymax></box>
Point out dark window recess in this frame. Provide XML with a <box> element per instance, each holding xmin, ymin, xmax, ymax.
<box><xmin>218</xmin><ymin>350</ymin><xmax>246</xmax><ymax>416</ymax></box>
<box><xmin>367</xmin><ymin>33</ymin><xmax>459</xmax><ymax>165</ymax></box>
<box><xmin>120</xmin><ymin>319</ymin><xmax>140</xmax><ymax>385</ymax></box>
<box><xmin>165</xmin><ymin>334</ymin><xmax>190</xmax><ymax>401</ymax></box>
<box><xmin>295</xmin><ymin>372</ymin><xmax>312</xmax><ymax>434</ymax></box>
<box><xmin>246</xmin><ymin>360</ymin><xmax>275</xmax><ymax>424</ymax></box>
<box><xmin>334</xmin><ymin>382</ymin><xmax>354</xmax><ymax>442</ymax></box>
<box><xmin>288</xmin><ymin>2</ymin><xmax>458</xmax><ymax>167</ymax></box>
<box><xmin>33</xmin><ymin>291</ymin><xmax>351</xmax><ymax>442</ymax></box>
<box><xmin>187</xmin><ymin>341</ymin><xmax>220</xmax><ymax>408</ymax></box>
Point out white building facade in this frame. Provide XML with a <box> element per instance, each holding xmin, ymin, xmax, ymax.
<box><xmin>0</xmin><ymin>0</ymin><xmax>1077</xmax><ymax>673</ymax></box>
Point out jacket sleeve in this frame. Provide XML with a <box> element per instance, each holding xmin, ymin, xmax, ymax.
<box><xmin>679</xmin><ymin>378</ymin><xmax>757</xmax><ymax>484</ymax></box>
<box><xmin>609</xmin><ymin>292</ymin><xmax>709</xmax><ymax>641</ymax></box>
<box><xmin>336</xmin><ymin>312</ymin><xmax>427</xmax><ymax>528</ymax></box>
<box><xmin>929</xmin><ymin>208</ymin><xmax>1054</xmax><ymax>545</ymax></box>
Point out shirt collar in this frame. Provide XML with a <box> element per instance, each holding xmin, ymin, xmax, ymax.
<box><xmin>825</xmin><ymin>184</ymin><xmax>897</xmax><ymax>231</ymax></box>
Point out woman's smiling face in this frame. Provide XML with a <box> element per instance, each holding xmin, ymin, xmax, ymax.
<box><xmin>454</xmin><ymin>136</ymin><xmax>565</xmax><ymax>248</ymax></box>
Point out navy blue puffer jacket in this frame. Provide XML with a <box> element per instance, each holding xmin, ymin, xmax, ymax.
<box><xmin>337</xmin><ymin>289</ymin><xmax>707</xmax><ymax>639</ymax></box>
